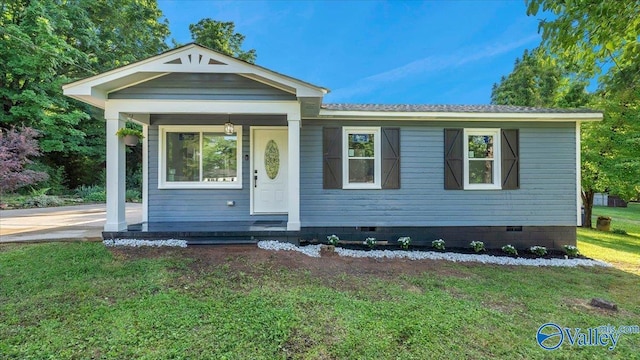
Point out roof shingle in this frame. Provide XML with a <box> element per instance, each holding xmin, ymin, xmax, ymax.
<box><xmin>321</xmin><ymin>103</ymin><xmax>601</xmax><ymax>114</ymax></box>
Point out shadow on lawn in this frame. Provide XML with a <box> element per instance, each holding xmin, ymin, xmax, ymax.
<box><xmin>578</xmin><ymin>229</ymin><xmax>640</xmax><ymax>254</ymax></box>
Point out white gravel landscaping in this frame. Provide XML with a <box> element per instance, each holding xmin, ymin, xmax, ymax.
<box><xmin>257</xmin><ymin>241</ymin><xmax>611</xmax><ymax>268</ymax></box>
<box><xmin>103</xmin><ymin>239</ymin><xmax>188</xmax><ymax>248</ymax></box>
<box><xmin>258</xmin><ymin>241</ymin><xmax>323</xmax><ymax>258</ymax></box>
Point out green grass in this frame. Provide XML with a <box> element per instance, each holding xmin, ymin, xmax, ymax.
<box><xmin>1</xmin><ymin>240</ymin><xmax>639</xmax><ymax>359</ymax></box>
<box><xmin>578</xmin><ymin>203</ymin><xmax>640</xmax><ymax>275</ymax></box>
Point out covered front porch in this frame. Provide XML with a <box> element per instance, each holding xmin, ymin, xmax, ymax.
<box><xmin>104</xmin><ymin>102</ymin><xmax>303</xmax><ymax>233</ymax></box>
<box><xmin>62</xmin><ymin>44</ymin><xmax>328</xmax><ymax>238</ymax></box>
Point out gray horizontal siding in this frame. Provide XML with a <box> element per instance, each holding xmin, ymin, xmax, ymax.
<box><xmin>110</xmin><ymin>73</ymin><xmax>296</xmax><ymax>101</ymax></box>
<box><xmin>300</xmin><ymin>121</ymin><xmax>577</xmax><ymax>227</ymax></box>
<box><xmin>147</xmin><ymin>121</ymin><xmax>286</xmax><ymax>223</ymax></box>
<box><xmin>147</xmin><ymin>117</ymin><xmax>577</xmax><ymax>227</ymax></box>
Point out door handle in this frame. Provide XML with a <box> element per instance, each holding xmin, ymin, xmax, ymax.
<box><xmin>254</xmin><ymin>170</ymin><xmax>258</xmax><ymax>188</ymax></box>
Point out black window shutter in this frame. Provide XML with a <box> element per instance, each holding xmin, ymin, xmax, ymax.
<box><xmin>323</xmin><ymin>127</ymin><xmax>342</xmax><ymax>189</ymax></box>
<box><xmin>381</xmin><ymin>127</ymin><xmax>400</xmax><ymax>189</ymax></box>
<box><xmin>444</xmin><ymin>129</ymin><xmax>463</xmax><ymax>190</ymax></box>
<box><xmin>501</xmin><ymin>129</ymin><xmax>520</xmax><ymax>189</ymax></box>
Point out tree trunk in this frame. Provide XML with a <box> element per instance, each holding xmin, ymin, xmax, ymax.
<box><xmin>582</xmin><ymin>189</ymin><xmax>595</xmax><ymax>228</ymax></box>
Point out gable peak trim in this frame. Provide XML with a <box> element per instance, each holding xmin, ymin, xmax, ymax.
<box><xmin>162</xmin><ymin>50</ymin><xmax>229</xmax><ymax>66</ymax></box>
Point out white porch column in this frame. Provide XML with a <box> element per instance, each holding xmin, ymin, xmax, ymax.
<box><xmin>140</xmin><ymin>117</ymin><xmax>150</xmax><ymax>227</ymax></box>
<box><xmin>104</xmin><ymin>117</ymin><xmax>127</xmax><ymax>231</ymax></box>
<box><xmin>287</xmin><ymin>116</ymin><xmax>301</xmax><ymax>231</ymax></box>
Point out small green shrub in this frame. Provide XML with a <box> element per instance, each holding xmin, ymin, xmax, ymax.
<box><xmin>364</xmin><ymin>237</ymin><xmax>377</xmax><ymax>249</ymax></box>
<box><xmin>24</xmin><ymin>195</ymin><xmax>65</xmax><ymax>208</ymax></box>
<box><xmin>397</xmin><ymin>236</ymin><xmax>411</xmax><ymax>249</ymax></box>
<box><xmin>86</xmin><ymin>191</ymin><xmax>106</xmax><ymax>202</ymax></box>
<box><xmin>563</xmin><ymin>245</ymin><xmax>580</xmax><ymax>257</ymax></box>
<box><xmin>530</xmin><ymin>246</ymin><xmax>547</xmax><ymax>257</ymax></box>
<box><xmin>75</xmin><ymin>185</ymin><xmax>104</xmax><ymax>199</ymax></box>
<box><xmin>432</xmin><ymin>239</ymin><xmax>445</xmax><ymax>251</ymax></box>
<box><xmin>470</xmin><ymin>241</ymin><xmax>485</xmax><ymax>253</ymax></box>
<box><xmin>612</xmin><ymin>228</ymin><xmax>628</xmax><ymax>235</ymax></box>
<box><xmin>327</xmin><ymin>234</ymin><xmax>339</xmax><ymax>246</ymax></box>
<box><xmin>75</xmin><ymin>185</ymin><xmax>106</xmax><ymax>202</ymax></box>
<box><xmin>502</xmin><ymin>244</ymin><xmax>518</xmax><ymax>256</ymax></box>
<box><xmin>126</xmin><ymin>189</ymin><xmax>141</xmax><ymax>202</ymax></box>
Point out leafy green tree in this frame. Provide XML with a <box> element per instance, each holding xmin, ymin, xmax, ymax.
<box><xmin>491</xmin><ymin>49</ymin><xmax>589</xmax><ymax>108</ymax></box>
<box><xmin>491</xmin><ymin>49</ymin><xmax>558</xmax><ymax>107</ymax></box>
<box><xmin>589</xmin><ymin>64</ymin><xmax>640</xmax><ymax>212</ymax></box>
<box><xmin>581</xmin><ymin>88</ymin><xmax>640</xmax><ymax>227</ymax></box>
<box><xmin>80</xmin><ymin>0</ymin><xmax>170</xmax><ymax>73</ymax></box>
<box><xmin>0</xmin><ymin>0</ymin><xmax>169</xmax><ymax>190</ymax></box>
<box><xmin>189</xmin><ymin>19</ymin><xmax>256</xmax><ymax>63</ymax></box>
<box><xmin>526</xmin><ymin>0</ymin><xmax>640</xmax><ymax>89</ymax></box>
<box><xmin>1</xmin><ymin>1</ymin><xmax>91</xmax><ymax>154</ymax></box>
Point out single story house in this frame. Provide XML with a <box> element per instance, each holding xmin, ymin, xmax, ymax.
<box><xmin>63</xmin><ymin>44</ymin><xmax>602</xmax><ymax>248</ymax></box>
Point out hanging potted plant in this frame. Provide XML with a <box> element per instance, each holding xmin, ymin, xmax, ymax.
<box><xmin>115</xmin><ymin>127</ymin><xmax>144</xmax><ymax>147</ymax></box>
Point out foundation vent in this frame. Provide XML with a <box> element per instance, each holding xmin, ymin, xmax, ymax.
<box><xmin>358</xmin><ymin>227</ymin><xmax>377</xmax><ymax>232</ymax></box>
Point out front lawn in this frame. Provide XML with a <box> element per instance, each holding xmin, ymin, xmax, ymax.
<box><xmin>578</xmin><ymin>203</ymin><xmax>640</xmax><ymax>275</ymax></box>
<box><xmin>1</xmin><ymin>239</ymin><xmax>638</xmax><ymax>359</ymax></box>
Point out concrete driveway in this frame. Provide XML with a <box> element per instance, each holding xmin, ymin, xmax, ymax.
<box><xmin>0</xmin><ymin>203</ymin><xmax>142</xmax><ymax>243</ymax></box>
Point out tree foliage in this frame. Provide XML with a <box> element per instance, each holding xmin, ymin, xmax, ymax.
<box><xmin>0</xmin><ymin>126</ymin><xmax>48</xmax><ymax>194</ymax></box>
<box><xmin>526</xmin><ymin>0</ymin><xmax>640</xmax><ymax>89</ymax></box>
<box><xmin>581</xmin><ymin>88</ymin><xmax>640</xmax><ymax>226</ymax></box>
<box><xmin>1</xmin><ymin>1</ymin><xmax>91</xmax><ymax>154</ymax></box>
<box><xmin>492</xmin><ymin>49</ymin><xmax>560</xmax><ymax>107</ymax></box>
<box><xmin>491</xmin><ymin>49</ymin><xmax>590</xmax><ymax>108</ymax></box>
<box><xmin>189</xmin><ymin>19</ymin><xmax>257</xmax><ymax>63</ymax></box>
<box><xmin>0</xmin><ymin>0</ymin><xmax>169</xmax><ymax>189</ymax></box>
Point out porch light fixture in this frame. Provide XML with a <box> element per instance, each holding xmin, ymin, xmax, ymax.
<box><xmin>224</xmin><ymin>116</ymin><xmax>234</xmax><ymax>135</ymax></box>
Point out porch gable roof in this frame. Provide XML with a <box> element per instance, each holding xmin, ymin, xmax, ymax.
<box><xmin>62</xmin><ymin>43</ymin><xmax>328</xmax><ymax>110</ymax></box>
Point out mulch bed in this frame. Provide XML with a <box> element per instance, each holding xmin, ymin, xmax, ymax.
<box><xmin>302</xmin><ymin>241</ymin><xmax>588</xmax><ymax>260</ymax></box>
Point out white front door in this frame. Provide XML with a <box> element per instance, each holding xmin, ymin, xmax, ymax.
<box><xmin>252</xmin><ymin>128</ymin><xmax>288</xmax><ymax>214</ymax></box>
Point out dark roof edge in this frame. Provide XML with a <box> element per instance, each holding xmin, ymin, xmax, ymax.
<box><xmin>321</xmin><ymin>103</ymin><xmax>602</xmax><ymax>114</ymax></box>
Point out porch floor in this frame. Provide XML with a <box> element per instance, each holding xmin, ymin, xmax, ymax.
<box><xmin>102</xmin><ymin>221</ymin><xmax>299</xmax><ymax>245</ymax></box>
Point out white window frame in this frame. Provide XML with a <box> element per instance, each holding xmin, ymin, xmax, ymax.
<box><xmin>463</xmin><ymin>128</ymin><xmax>501</xmax><ymax>190</ymax></box>
<box><xmin>342</xmin><ymin>127</ymin><xmax>381</xmax><ymax>189</ymax></box>
<box><xmin>158</xmin><ymin>125</ymin><xmax>243</xmax><ymax>189</ymax></box>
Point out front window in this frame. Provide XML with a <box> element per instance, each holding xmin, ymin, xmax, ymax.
<box><xmin>464</xmin><ymin>129</ymin><xmax>500</xmax><ymax>189</ymax></box>
<box><xmin>159</xmin><ymin>126</ymin><xmax>242</xmax><ymax>189</ymax></box>
<box><xmin>343</xmin><ymin>127</ymin><xmax>381</xmax><ymax>189</ymax></box>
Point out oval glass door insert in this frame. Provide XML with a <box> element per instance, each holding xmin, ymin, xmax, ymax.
<box><xmin>265</xmin><ymin>140</ymin><xmax>280</xmax><ymax>179</ymax></box>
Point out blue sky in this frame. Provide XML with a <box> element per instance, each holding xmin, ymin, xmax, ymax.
<box><xmin>157</xmin><ymin>0</ymin><xmax>543</xmax><ymax>105</ymax></box>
